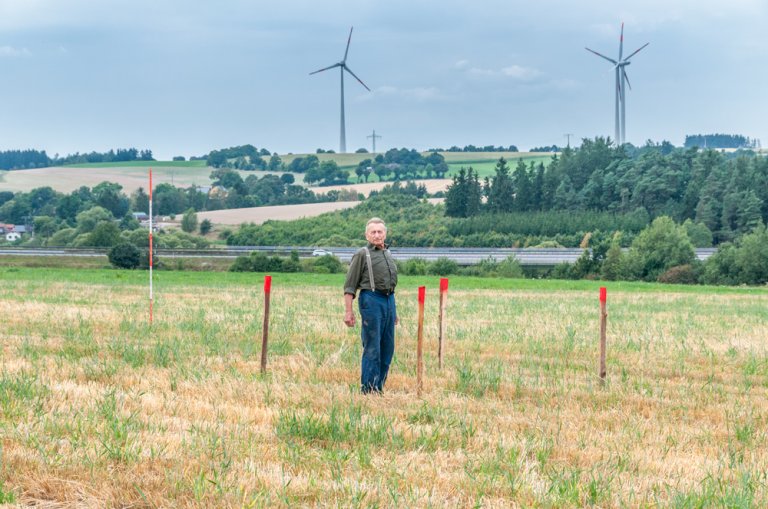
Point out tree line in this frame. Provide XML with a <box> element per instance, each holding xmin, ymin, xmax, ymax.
<box><xmin>352</xmin><ymin>149</ymin><xmax>450</xmax><ymax>183</ymax></box>
<box><xmin>282</xmin><ymin>148</ymin><xmax>451</xmax><ymax>186</ymax></box>
<box><xmin>225</xmin><ymin>189</ymin><xmax>768</xmax><ymax>286</ymax></box>
<box><xmin>445</xmin><ymin>138</ymin><xmax>768</xmax><ymax>244</ymax></box>
<box><xmin>225</xmin><ymin>190</ymin><xmax>647</xmax><ymax>249</ymax></box>
<box><xmin>684</xmin><ymin>134</ymin><xmax>757</xmax><ymax>149</ymax></box>
<box><xmin>427</xmin><ymin>144</ymin><xmax>519</xmax><ymax>152</ymax></box>
<box><xmin>206</xmin><ymin>144</ymin><xmax>273</xmax><ymax>170</ymax></box>
<box><xmin>0</xmin><ymin>148</ymin><xmax>155</xmax><ymax>170</ymax></box>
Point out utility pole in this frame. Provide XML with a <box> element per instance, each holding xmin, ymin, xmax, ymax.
<box><xmin>367</xmin><ymin>129</ymin><xmax>382</xmax><ymax>154</ymax></box>
<box><xmin>564</xmin><ymin>133</ymin><xmax>574</xmax><ymax>149</ymax></box>
<box><xmin>22</xmin><ymin>215</ymin><xmax>34</xmax><ymax>239</ymax></box>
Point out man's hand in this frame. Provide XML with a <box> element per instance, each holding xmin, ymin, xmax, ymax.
<box><xmin>344</xmin><ymin>293</ymin><xmax>356</xmax><ymax>327</ymax></box>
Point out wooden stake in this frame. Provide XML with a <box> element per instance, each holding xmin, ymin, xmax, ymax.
<box><xmin>260</xmin><ymin>275</ymin><xmax>272</xmax><ymax>374</ymax></box>
<box><xmin>438</xmin><ymin>278</ymin><xmax>449</xmax><ymax>369</ymax></box>
<box><xmin>599</xmin><ymin>286</ymin><xmax>607</xmax><ymax>385</ymax></box>
<box><xmin>417</xmin><ymin>286</ymin><xmax>425</xmax><ymax>397</ymax></box>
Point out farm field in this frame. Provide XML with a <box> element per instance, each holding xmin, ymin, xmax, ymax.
<box><xmin>1</xmin><ymin>268</ymin><xmax>767</xmax><ymax>507</ymax></box>
<box><xmin>446</xmin><ymin>155</ymin><xmax>554</xmax><ymax>178</ymax></box>
<box><xmin>196</xmin><ymin>201</ymin><xmax>362</xmax><ymax>225</ymax></box>
<box><xmin>312</xmin><ymin>180</ymin><xmax>451</xmax><ymax>197</ymax></box>
<box><xmin>0</xmin><ymin>164</ymin><xmax>287</xmax><ymax>195</ymax></box>
<box><xmin>0</xmin><ymin>152</ymin><xmax>555</xmax><ymax>194</ymax></box>
<box><xmin>282</xmin><ymin>151</ymin><xmax>554</xmax><ymax>171</ymax></box>
<box><xmin>62</xmin><ymin>161</ymin><xmax>208</xmax><ymax>169</ymax></box>
<box><xmin>0</xmin><ymin>164</ymin><xmax>220</xmax><ymax>194</ymax></box>
<box><xmin>196</xmin><ymin>198</ymin><xmax>444</xmax><ymax>225</ymax></box>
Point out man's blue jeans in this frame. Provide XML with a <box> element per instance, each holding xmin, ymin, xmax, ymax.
<box><xmin>358</xmin><ymin>290</ymin><xmax>396</xmax><ymax>393</ymax></box>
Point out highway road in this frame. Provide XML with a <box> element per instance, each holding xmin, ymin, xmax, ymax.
<box><xmin>0</xmin><ymin>246</ymin><xmax>718</xmax><ymax>267</ymax></box>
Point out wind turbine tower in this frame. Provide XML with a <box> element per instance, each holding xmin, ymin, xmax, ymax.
<box><xmin>310</xmin><ymin>27</ymin><xmax>371</xmax><ymax>153</ymax></box>
<box><xmin>585</xmin><ymin>23</ymin><xmax>649</xmax><ymax>146</ymax></box>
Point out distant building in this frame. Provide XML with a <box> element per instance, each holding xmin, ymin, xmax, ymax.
<box><xmin>139</xmin><ymin>220</ymin><xmax>159</xmax><ymax>232</ymax></box>
<box><xmin>209</xmin><ymin>185</ymin><xmax>228</xmax><ymax>198</ymax></box>
<box><xmin>133</xmin><ymin>212</ymin><xmax>149</xmax><ymax>221</ymax></box>
<box><xmin>4</xmin><ymin>224</ymin><xmax>28</xmax><ymax>241</ymax></box>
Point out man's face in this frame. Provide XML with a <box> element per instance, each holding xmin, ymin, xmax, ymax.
<box><xmin>365</xmin><ymin>223</ymin><xmax>387</xmax><ymax>248</ymax></box>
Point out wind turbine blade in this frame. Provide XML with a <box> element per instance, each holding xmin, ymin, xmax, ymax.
<box><xmin>622</xmin><ymin>69</ymin><xmax>632</xmax><ymax>91</ymax></box>
<box><xmin>619</xmin><ymin>22</ymin><xmax>624</xmax><ymax>60</ymax></box>
<box><xmin>344</xmin><ymin>65</ymin><xmax>371</xmax><ymax>91</ymax></box>
<box><xmin>624</xmin><ymin>42</ymin><xmax>649</xmax><ymax>61</ymax></box>
<box><xmin>343</xmin><ymin>26</ymin><xmax>353</xmax><ymax>62</ymax></box>
<box><xmin>310</xmin><ymin>63</ymin><xmax>342</xmax><ymax>75</ymax></box>
<box><xmin>585</xmin><ymin>47</ymin><xmax>617</xmax><ymax>65</ymax></box>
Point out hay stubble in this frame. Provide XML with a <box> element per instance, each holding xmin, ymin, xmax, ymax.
<box><xmin>1</xmin><ymin>270</ymin><xmax>766</xmax><ymax>507</ymax></box>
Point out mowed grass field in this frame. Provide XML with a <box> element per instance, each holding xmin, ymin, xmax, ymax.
<box><xmin>445</xmin><ymin>154</ymin><xmax>554</xmax><ymax>178</ymax></box>
<box><xmin>1</xmin><ymin>268</ymin><xmax>767</xmax><ymax>507</ymax></box>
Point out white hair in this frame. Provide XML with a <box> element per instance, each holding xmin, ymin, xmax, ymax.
<box><xmin>366</xmin><ymin>217</ymin><xmax>387</xmax><ymax>232</ymax></box>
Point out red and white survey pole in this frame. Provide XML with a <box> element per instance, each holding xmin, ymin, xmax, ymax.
<box><xmin>149</xmin><ymin>168</ymin><xmax>154</xmax><ymax>325</ymax></box>
<box><xmin>438</xmin><ymin>277</ymin><xmax>449</xmax><ymax>369</ymax></box>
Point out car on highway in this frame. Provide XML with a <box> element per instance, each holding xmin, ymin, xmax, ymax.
<box><xmin>312</xmin><ymin>248</ymin><xmax>334</xmax><ymax>257</ymax></box>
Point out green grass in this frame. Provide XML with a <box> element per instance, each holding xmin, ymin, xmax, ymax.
<box><xmin>276</xmin><ymin>399</ymin><xmax>402</xmax><ymax>448</ymax></box>
<box><xmin>281</xmin><ymin>152</ymin><xmax>372</xmax><ymax>170</ymax></box>
<box><xmin>283</xmin><ymin>151</ymin><xmax>555</xmax><ymax>178</ymax></box>
<box><xmin>2</xmin><ymin>266</ymin><xmax>765</xmax><ymax>297</ymax></box>
<box><xmin>446</xmin><ymin>155</ymin><xmax>553</xmax><ymax>178</ymax></box>
<box><xmin>0</xmin><ymin>481</ymin><xmax>16</xmax><ymax>504</ymax></box>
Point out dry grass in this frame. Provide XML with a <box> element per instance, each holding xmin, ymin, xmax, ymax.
<box><xmin>1</xmin><ymin>271</ymin><xmax>767</xmax><ymax>507</ymax></box>
<box><xmin>196</xmin><ymin>201</ymin><xmax>361</xmax><ymax>226</ymax></box>
<box><xmin>196</xmin><ymin>198</ymin><xmax>443</xmax><ymax>226</ymax></box>
<box><xmin>0</xmin><ymin>166</ymin><xmax>217</xmax><ymax>194</ymax></box>
<box><xmin>315</xmin><ymin>181</ymin><xmax>451</xmax><ymax>197</ymax></box>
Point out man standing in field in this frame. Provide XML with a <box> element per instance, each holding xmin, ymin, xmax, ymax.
<box><xmin>343</xmin><ymin>217</ymin><xmax>398</xmax><ymax>394</ymax></box>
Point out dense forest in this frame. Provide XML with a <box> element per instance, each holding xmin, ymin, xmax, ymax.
<box><xmin>445</xmin><ymin>138</ymin><xmax>768</xmax><ymax>244</ymax></box>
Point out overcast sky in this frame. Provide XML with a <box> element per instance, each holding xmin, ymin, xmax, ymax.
<box><xmin>0</xmin><ymin>0</ymin><xmax>765</xmax><ymax>160</ymax></box>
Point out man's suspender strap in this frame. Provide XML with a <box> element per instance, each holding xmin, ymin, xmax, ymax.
<box><xmin>362</xmin><ymin>247</ymin><xmax>375</xmax><ymax>291</ymax></box>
